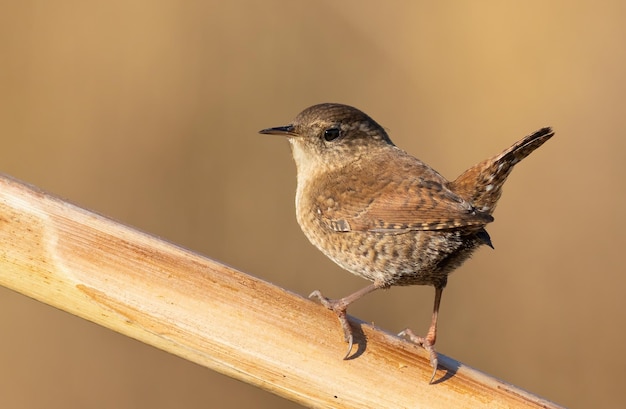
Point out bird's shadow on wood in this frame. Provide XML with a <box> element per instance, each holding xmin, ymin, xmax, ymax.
<box><xmin>343</xmin><ymin>318</ymin><xmax>367</xmax><ymax>360</ymax></box>
<box><xmin>343</xmin><ymin>316</ymin><xmax>460</xmax><ymax>384</ymax></box>
<box><xmin>432</xmin><ymin>355</ymin><xmax>460</xmax><ymax>384</ymax></box>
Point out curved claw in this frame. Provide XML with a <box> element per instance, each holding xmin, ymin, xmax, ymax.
<box><xmin>309</xmin><ymin>290</ymin><xmax>354</xmax><ymax>359</ymax></box>
<box><xmin>428</xmin><ymin>350</ymin><xmax>438</xmax><ymax>384</ymax></box>
<box><xmin>398</xmin><ymin>328</ymin><xmax>439</xmax><ymax>384</ymax></box>
<box><xmin>343</xmin><ymin>333</ymin><xmax>354</xmax><ymax>360</ymax></box>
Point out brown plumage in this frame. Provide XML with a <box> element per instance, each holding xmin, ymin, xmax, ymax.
<box><xmin>260</xmin><ymin>103</ymin><xmax>554</xmax><ymax>383</ymax></box>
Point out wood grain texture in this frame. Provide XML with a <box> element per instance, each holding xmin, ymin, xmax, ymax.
<box><xmin>0</xmin><ymin>174</ymin><xmax>564</xmax><ymax>409</ymax></box>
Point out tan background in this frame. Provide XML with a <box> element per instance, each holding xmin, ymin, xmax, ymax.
<box><xmin>1</xmin><ymin>1</ymin><xmax>623</xmax><ymax>408</ymax></box>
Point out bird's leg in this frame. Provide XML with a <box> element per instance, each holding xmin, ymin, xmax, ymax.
<box><xmin>399</xmin><ymin>286</ymin><xmax>443</xmax><ymax>383</ymax></box>
<box><xmin>309</xmin><ymin>280</ymin><xmax>384</xmax><ymax>359</ymax></box>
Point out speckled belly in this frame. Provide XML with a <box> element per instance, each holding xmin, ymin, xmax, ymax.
<box><xmin>298</xmin><ymin>214</ymin><xmax>483</xmax><ymax>288</ymax></box>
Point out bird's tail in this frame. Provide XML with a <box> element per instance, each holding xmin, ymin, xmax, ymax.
<box><xmin>449</xmin><ymin>127</ymin><xmax>554</xmax><ymax>215</ymax></box>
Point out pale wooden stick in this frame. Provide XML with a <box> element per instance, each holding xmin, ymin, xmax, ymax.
<box><xmin>0</xmin><ymin>174</ymin><xmax>563</xmax><ymax>408</ymax></box>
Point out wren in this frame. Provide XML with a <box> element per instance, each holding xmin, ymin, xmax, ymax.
<box><xmin>260</xmin><ymin>103</ymin><xmax>553</xmax><ymax>383</ymax></box>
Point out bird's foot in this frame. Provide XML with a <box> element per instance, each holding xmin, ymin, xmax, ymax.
<box><xmin>309</xmin><ymin>290</ymin><xmax>354</xmax><ymax>359</ymax></box>
<box><xmin>398</xmin><ymin>328</ymin><xmax>438</xmax><ymax>384</ymax></box>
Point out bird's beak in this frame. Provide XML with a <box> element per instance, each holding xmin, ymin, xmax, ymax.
<box><xmin>259</xmin><ymin>125</ymin><xmax>296</xmax><ymax>136</ymax></box>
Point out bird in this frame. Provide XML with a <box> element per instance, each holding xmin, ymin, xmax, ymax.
<box><xmin>259</xmin><ymin>103</ymin><xmax>554</xmax><ymax>383</ymax></box>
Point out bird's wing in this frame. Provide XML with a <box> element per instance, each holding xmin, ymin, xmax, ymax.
<box><xmin>314</xmin><ymin>151</ymin><xmax>494</xmax><ymax>233</ymax></box>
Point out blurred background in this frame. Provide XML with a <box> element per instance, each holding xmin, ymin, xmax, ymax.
<box><xmin>1</xmin><ymin>1</ymin><xmax>624</xmax><ymax>408</ymax></box>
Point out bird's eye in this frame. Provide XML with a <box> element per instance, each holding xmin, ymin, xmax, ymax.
<box><xmin>323</xmin><ymin>127</ymin><xmax>341</xmax><ymax>142</ymax></box>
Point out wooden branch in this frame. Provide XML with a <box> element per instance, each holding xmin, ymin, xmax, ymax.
<box><xmin>0</xmin><ymin>174</ymin><xmax>564</xmax><ymax>409</ymax></box>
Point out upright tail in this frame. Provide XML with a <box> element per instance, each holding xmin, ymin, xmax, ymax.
<box><xmin>449</xmin><ymin>127</ymin><xmax>554</xmax><ymax>214</ymax></box>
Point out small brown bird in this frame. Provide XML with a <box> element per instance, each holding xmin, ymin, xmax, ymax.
<box><xmin>260</xmin><ymin>103</ymin><xmax>553</xmax><ymax>383</ymax></box>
